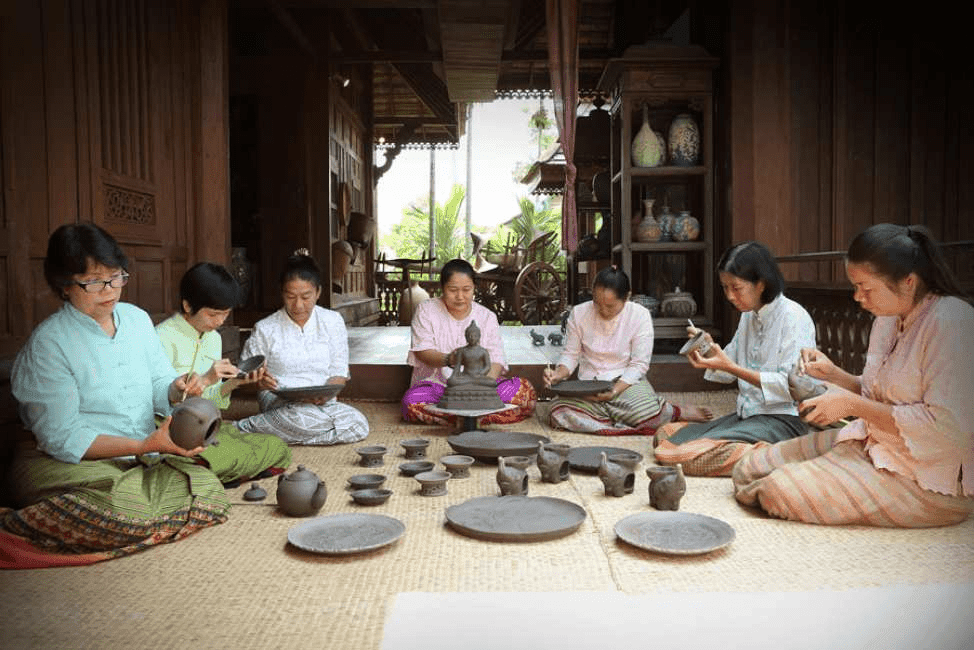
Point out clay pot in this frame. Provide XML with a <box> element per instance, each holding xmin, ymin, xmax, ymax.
<box><xmin>497</xmin><ymin>456</ymin><xmax>529</xmax><ymax>495</ymax></box>
<box><xmin>499</xmin><ymin>455</ymin><xmax>533</xmax><ymax>471</ymax></box>
<box><xmin>634</xmin><ymin>199</ymin><xmax>662</xmax><ymax>243</ymax></box>
<box><xmin>788</xmin><ymin>366</ymin><xmax>827</xmax><ymax>402</ymax></box>
<box><xmin>657</xmin><ymin>203</ymin><xmax>676</xmax><ymax>242</ymax></box>
<box><xmin>647</xmin><ymin>464</ymin><xmax>686</xmax><ymax>511</ymax></box>
<box><xmin>169</xmin><ymin>397</ymin><xmax>221</xmax><ymax>450</ymax></box>
<box><xmin>672</xmin><ymin>210</ymin><xmax>700</xmax><ymax>241</ymax></box>
<box><xmin>350</xmin><ymin>488</ymin><xmax>392</xmax><ymax>506</ymax></box>
<box><xmin>537</xmin><ymin>441</ymin><xmax>570</xmax><ymax>483</ymax></box>
<box><xmin>400</xmin><ymin>438</ymin><xmax>430</xmax><ymax>459</ymax></box>
<box><xmin>607</xmin><ymin>451</ymin><xmax>641</xmax><ymax>472</ymax></box>
<box><xmin>661</xmin><ymin>288</ymin><xmax>697</xmax><ymax>318</ymax></box>
<box><xmin>667</xmin><ymin>113</ymin><xmax>701</xmax><ymax>166</ymax></box>
<box><xmin>276</xmin><ymin>465</ymin><xmax>327</xmax><ymax>517</ymax></box>
<box><xmin>631</xmin><ymin>104</ymin><xmax>664</xmax><ymax>168</ymax></box>
<box><xmin>598</xmin><ymin>452</ymin><xmax>635</xmax><ymax>497</ymax></box>
<box><xmin>347</xmin><ymin>211</ymin><xmax>377</xmax><ymax>247</ymax></box>
<box><xmin>356</xmin><ymin>445</ymin><xmax>388</xmax><ymax>468</ymax></box>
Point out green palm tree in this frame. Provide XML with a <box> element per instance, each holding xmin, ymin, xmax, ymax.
<box><xmin>384</xmin><ymin>184</ymin><xmax>468</xmax><ymax>278</ymax></box>
<box><xmin>488</xmin><ymin>196</ymin><xmax>564</xmax><ymax>272</ymax></box>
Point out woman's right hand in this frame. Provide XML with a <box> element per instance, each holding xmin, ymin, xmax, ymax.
<box><xmin>799</xmin><ymin>348</ymin><xmax>837</xmax><ymax>381</ymax></box>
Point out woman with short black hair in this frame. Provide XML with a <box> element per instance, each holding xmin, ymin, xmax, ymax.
<box><xmin>544</xmin><ymin>266</ymin><xmax>712</xmax><ymax>435</ymax></box>
<box><xmin>654</xmin><ymin>241</ymin><xmax>817</xmax><ymax>476</ymax></box>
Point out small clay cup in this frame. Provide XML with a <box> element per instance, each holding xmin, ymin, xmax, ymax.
<box><xmin>399</xmin><ymin>460</ymin><xmax>435</xmax><ymax>476</ymax></box>
<box><xmin>400</xmin><ymin>438</ymin><xmax>431</xmax><ymax>459</ymax></box>
<box><xmin>355</xmin><ymin>445</ymin><xmax>388</xmax><ymax>467</ymax></box>
<box><xmin>679</xmin><ymin>330</ymin><xmax>715</xmax><ymax>358</ymax></box>
<box><xmin>415</xmin><ymin>470</ymin><xmax>451</xmax><ymax>496</ymax></box>
<box><xmin>440</xmin><ymin>454</ymin><xmax>475</xmax><ymax>479</ymax></box>
<box><xmin>499</xmin><ymin>455</ymin><xmax>533</xmax><ymax>471</ymax></box>
<box><xmin>607</xmin><ymin>451</ymin><xmax>642</xmax><ymax>472</ymax></box>
<box><xmin>350</xmin><ymin>488</ymin><xmax>393</xmax><ymax>506</ymax></box>
<box><xmin>347</xmin><ymin>473</ymin><xmax>386</xmax><ymax>491</ymax></box>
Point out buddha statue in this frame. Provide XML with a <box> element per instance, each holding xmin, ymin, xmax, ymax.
<box><xmin>437</xmin><ymin>321</ymin><xmax>504</xmax><ymax>410</ymax></box>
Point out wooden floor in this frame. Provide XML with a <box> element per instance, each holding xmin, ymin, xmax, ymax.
<box><xmin>344</xmin><ymin>324</ymin><xmax>719</xmax><ymax>400</ymax></box>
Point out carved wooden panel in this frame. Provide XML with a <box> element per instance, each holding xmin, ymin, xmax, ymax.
<box><xmin>789</xmin><ymin>286</ymin><xmax>872</xmax><ymax>376</ymax></box>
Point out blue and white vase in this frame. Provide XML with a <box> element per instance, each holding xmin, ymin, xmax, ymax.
<box><xmin>667</xmin><ymin>113</ymin><xmax>700</xmax><ymax>166</ymax></box>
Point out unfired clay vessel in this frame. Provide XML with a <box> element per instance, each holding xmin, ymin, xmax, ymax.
<box><xmin>537</xmin><ymin>441</ymin><xmax>570</xmax><ymax>483</ymax></box>
<box><xmin>356</xmin><ymin>445</ymin><xmax>388</xmax><ymax>467</ymax></box>
<box><xmin>169</xmin><ymin>396</ymin><xmax>221</xmax><ymax>450</ymax></box>
<box><xmin>497</xmin><ymin>456</ymin><xmax>529</xmax><ymax>496</ymax></box>
<box><xmin>598</xmin><ymin>452</ymin><xmax>635</xmax><ymax>497</ymax></box>
<box><xmin>276</xmin><ymin>465</ymin><xmax>327</xmax><ymax>517</ymax></box>
<box><xmin>647</xmin><ymin>464</ymin><xmax>686</xmax><ymax>511</ymax></box>
<box><xmin>400</xmin><ymin>438</ymin><xmax>430</xmax><ymax>459</ymax></box>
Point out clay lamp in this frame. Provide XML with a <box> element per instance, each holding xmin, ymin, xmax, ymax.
<box><xmin>439</xmin><ymin>454</ymin><xmax>475</xmax><ymax>479</ymax></box>
<box><xmin>415</xmin><ymin>470</ymin><xmax>451</xmax><ymax>496</ymax></box>
<box><xmin>276</xmin><ymin>465</ymin><xmax>327</xmax><ymax>517</ymax></box>
<box><xmin>355</xmin><ymin>445</ymin><xmax>388</xmax><ymax>468</ymax></box>
<box><xmin>400</xmin><ymin>438</ymin><xmax>431</xmax><ymax>459</ymax></box>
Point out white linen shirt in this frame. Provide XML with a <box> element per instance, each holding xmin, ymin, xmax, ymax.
<box><xmin>705</xmin><ymin>294</ymin><xmax>817</xmax><ymax>418</ymax></box>
<box><xmin>557</xmin><ymin>300</ymin><xmax>654</xmax><ymax>386</ymax></box>
<box><xmin>241</xmin><ymin>306</ymin><xmax>349</xmax><ymax>388</ymax></box>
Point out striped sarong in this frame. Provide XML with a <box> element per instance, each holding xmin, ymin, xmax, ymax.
<box><xmin>401</xmin><ymin>377</ymin><xmax>537</xmax><ymax>426</ymax></box>
<box><xmin>1</xmin><ymin>447</ymin><xmax>230</xmax><ymax>567</ymax></box>
<box><xmin>548</xmin><ymin>380</ymin><xmax>675</xmax><ymax>436</ymax></box>
<box><xmin>236</xmin><ymin>393</ymin><xmax>369</xmax><ymax>445</ymax></box>
<box><xmin>654</xmin><ymin>413</ymin><xmax>808</xmax><ymax>477</ymax></box>
<box><xmin>732</xmin><ymin>428</ymin><xmax>974</xmax><ymax>527</ymax></box>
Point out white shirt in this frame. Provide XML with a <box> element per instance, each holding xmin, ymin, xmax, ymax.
<box><xmin>558</xmin><ymin>300</ymin><xmax>654</xmax><ymax>386</ymax></box>
<box><xmin>242</xmin><ymin>306</ymin><xmax>349</xmax><ymax>388</ymax></box>
<box><xmin>705</xmin><ymin>294</ymin><xmax>817</xmax><ymax>418</ymax></box>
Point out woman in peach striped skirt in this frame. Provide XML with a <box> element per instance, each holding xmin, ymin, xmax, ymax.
<box><xmin>733</xmin><ymin>224</ymin><xmax>974</xmax><ymax>527</ymax></box>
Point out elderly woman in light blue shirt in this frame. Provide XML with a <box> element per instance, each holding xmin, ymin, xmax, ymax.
<box><xmin>654</xmin><ymin>241</ymin><xmax>817</xmax><ymax>476</ymax></box>
<box><xmin>2</xmin><ymin>223</ymin><xmax>230</xmax><ymax>565</ymax></box>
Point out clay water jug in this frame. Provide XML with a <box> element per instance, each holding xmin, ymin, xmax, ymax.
<box><xmin>169</xmin><ymin>397</ymin><xmax>221</xmax><ymax>450</ymax></box>
<box><xmin>276</xmin><ymin>465</ymin><xmax>327</xmax><ymax>517</ymax></box>
<box><xmin>631</xmin><ymin>104</ymin><xmax>664</xmax><ymax>168</ymax></box>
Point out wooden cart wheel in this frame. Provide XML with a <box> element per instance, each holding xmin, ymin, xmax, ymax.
<box><xmin>513</xmin><ymin>261</ymin><xmax>566</xmax><ymax>325</ymax></box>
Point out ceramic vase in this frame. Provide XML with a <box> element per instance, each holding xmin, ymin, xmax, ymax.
<box><xmin>667</xmin><ymin>113</ymin><xmax>701</xmax><ymax>166</ymax></box>
<box><xmin>672</xmin><ymin>210</ymin><xmax>701</xmax><ymax>241</ymax></box>
<box><xmin>229</xmin><ymin>247</ymin><xmax>252</xmax><ymax>307</ymax></box>
<box><xmin>661</xmin><ymin>287</ymin><xmax>697</xmax><ymax>318</ymax></box>
<box><xmin>657</xmin><ymin>203</ymin><xmax>676</xmax><ymax>242</ymax></box>
<box><xmin>398</xmin><ymin>281</ymin><xmax>430</xmax><ymax>326</ymax></box>
<box><xmin>634</xmin><ymin>198</ymin><xmax>662</xmax><ymax>243</ymax></box>
<box><xmin>631</xmin><ymin>104</ymin><xmax>664</xmax><ymax>168</ymax></box>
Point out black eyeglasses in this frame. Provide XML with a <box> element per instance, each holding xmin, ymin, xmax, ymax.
<box><xmin>74</xmin><ymin>273</ymin><xmax>130</xmax><ymax>293</ymax></box>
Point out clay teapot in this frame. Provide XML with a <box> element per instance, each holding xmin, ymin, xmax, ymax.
<box><xmin>169</xmin><ymin>397</ymin><xmax>221</xmax><ymax>450</ymax></box>
<box><xmin>276</xmin><ymin>465</ymin><xmax>327</xmax><ymax>517</ymax></box>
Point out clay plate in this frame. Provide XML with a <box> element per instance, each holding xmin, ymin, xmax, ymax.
<box><xmin>447</xmin><ymin>430</ymin><xmax>550</xmax><ymax>464</ymax></box>
<box><xmin>272</xmin><ymin>383</ymin><xmax>344</xmax><ymax>401</ymax></box>
<box><xmin>445</xmin><ymin>495</ymin><xmax>587</xmax><ymax>543</ymax></box>
<box><xmin>548</xmin><ymin>379</ymin><xmax>614</xmax><ymax>397</ymax></box>
<box><xmin>399</xmin><ymin>461</ymin><xmax>435</xmax><ymax>476</ymax></box>
<box><xmin>614</xmin><ymin>511</ymin><xmax>735</xmax><ymax>556</ymax></box>
<box><xmin>568</xmin><ymin>446</ymin><xmax>643</xmax><ymax>473</ymax></box>
<box><xmin>287</xmin><ymin>513</ymin><xmax>405</xmax><ymax>555</ymax></box>
<box><xmin>235</xmin><ymin>354</ymin><xmax>265</xmax><ymax>378</ymax></box>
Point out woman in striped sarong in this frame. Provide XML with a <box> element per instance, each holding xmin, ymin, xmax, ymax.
<box><xmin>2</xmin><ymin>224</ymin><xmax>230</xmax><ymax>567</ymax></box>
<box><xmin>401</xmin><ymin>259</ymin><xmax>536</xmax><ymax>427</ymax></box>
<box><xmin>543</xmin><ymin>266</ymin><xmax>712</xmax><ymax>435</ymax></box>
<box><xmin>733</xmin><ymin>224</ymin><xmax>974</xmax><ymax>527</ymax></box>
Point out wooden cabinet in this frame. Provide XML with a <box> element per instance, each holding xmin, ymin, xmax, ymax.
<box><xmin>599</xmin><ymin>46</ymin><xmax>718</xmax><ymax>339</ymax></box>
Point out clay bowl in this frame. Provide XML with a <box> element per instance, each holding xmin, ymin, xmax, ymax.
<box><xmin>347</xmin><ymin>473</ymin><xmax>386</xmax><ymax>491</ymax></box>
<box><xmin>679</xmin><ymin>331</ymin><xmax>713</xmax><ymax>357</ymax></box>
<box><xmin>399</xmin><ymin>460</ymin><xmax>435</xmax><ymax>477</ymax></box>
<box><xmin>350</xmin><ymin>488</ymin><xmax>393</xmax><ymax>506</ymax></box>
<box><xmin>499</xmin><ymin>455</ymin><xmax>533</xmax><ymax>471</ymax></box>
<box><xmin>355</xmin><ymin>445</ymin><xmax>388</xmax><ymax>467</ymax></box>
<box><xmin>607</xmin><ymin>451</ymin><xmax>642</xmax><ymax>471</ymax></box>
<box><xmin>400</xmin><ymin>438</ymin><xmax>431</xmax><ymax>459</ymax></box>
<box><xmin>440</xmin><ymin>454</ymin><xmax>475</xmax><ymax>479</ymax></box>
<box><xmin>415</xmin><ymin>470</ymin><xmax>451</xmax><ymax>496</ymax></box>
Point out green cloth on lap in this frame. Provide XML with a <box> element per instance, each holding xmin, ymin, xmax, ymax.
<box><xmin>198</xmin><ymin>421</ymin><xmax>291</xmax><ymax>483</ymax></box>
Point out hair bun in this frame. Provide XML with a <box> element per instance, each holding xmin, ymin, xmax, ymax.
<box><xmin>292</xmin><ymin>247</ymin><xmax>311</xmax><ymax>257</ymax></box>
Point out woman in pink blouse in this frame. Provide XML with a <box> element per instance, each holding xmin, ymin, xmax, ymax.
<box><xmin>402</xmin><ymin>259</ymin><xmax>537</xmax><ymax>426</ymax></box>
<box><xmin>543</xmin><ymin>266</ymin><xmax>713</xmax><ymax>435</ymax></box>
<box><xmin>734</xmin><ymin>224</ymin><xmax>974</xmax><ymax>527</ymax></box>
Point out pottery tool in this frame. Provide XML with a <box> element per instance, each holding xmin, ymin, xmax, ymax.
<box><xmin>181</xmin><ymin>332</ymin><xmax>204</xmax><ymax>401</ymax></box>
<box><xmin>687</xmin><ymin>318</ymin><xmax>696</xmax><ymax>330</ymax></box>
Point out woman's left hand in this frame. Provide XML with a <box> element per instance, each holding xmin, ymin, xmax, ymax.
<box><xmin>687</xmin><ymin>342</ymin><xmax>730</xmax><ymax>371</ymax></box>
<box><xmin>586</xmin><ymin>381</ymin><xmax>627</xmax><ymax>403</ymax></box>
<box><xmin>798</xmin><ymin>383</ymin><xmax>854</xmax><ymax>427</ymax></box>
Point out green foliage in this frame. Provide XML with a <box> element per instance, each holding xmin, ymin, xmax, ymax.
<box><xmin>486</xmin><ymin>196</ymin><xmax>565</xmax><ymax>273</ymax></box>
<box><xmin>380</xmin><ymin>184</ymin><xmax>469</xmax><ymax>278</ymax></box>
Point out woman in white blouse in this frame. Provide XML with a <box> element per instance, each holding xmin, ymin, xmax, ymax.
<box><xmin>235</xmin><ymin>250</ymin><xmax>368</xmax><ymax>445</ymax></box>
<box><xmin>654</xmin><ymin>241</ymin><xmax>816</xmax><ymax>476</ymax></box>
<box><xmin>543</xmin><ymin>266</ymin><xmax>713</xmax><ymax>435</ymax></box>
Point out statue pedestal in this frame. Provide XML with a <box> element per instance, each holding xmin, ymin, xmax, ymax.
<box><xmin>427</xmin><ymin>404</ymin><xmax>518</xmax><ymax>432</ymax></box>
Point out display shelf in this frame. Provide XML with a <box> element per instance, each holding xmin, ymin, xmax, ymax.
<box><xmin>613</xmin><ymin>242</ymin><xmax>706</xmax><ymax>253</ymax></box>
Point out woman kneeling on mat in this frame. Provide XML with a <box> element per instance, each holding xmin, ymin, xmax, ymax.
<box><xmin>654</xmin><ymin>242</ymin><xmax>816</xmax><ymax>476</ymax></box>
<box><xmin>543</xmin><ymin>266</ymin><xmax>712</xmax><ymax>435</ymax></box>
<box><xmin>733</xmin><ymin>224</ymin><xmax>974</xmax><ymax>527</ymax></box>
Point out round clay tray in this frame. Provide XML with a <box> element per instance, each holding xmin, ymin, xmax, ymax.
<box><xmin>445</xmin><ymin>495</ymin><xmax>587</xmax><ymax>543</ymax></box>
<box><xmin>235</xmin><ymin>354</ymin><xmax>265</xmax><ymax>378</ymax></box>
<box><xmin>568</xmin><ymin>446</ymin><xmax>644</xmax><ymax>473</ymax></box>
<box><xmin>548</xmin><ymin>379</ymin><xmax>614</xmax><ymax>397</ymax></box>
<box><xmin>447</xmin><ymin>430</ymin><xmax>550</xmax><ymax>464</ymax></box>
<box><xmin>272</xmin><ymin>383</ymin><xmax>344</xmax><ymax>401</ymax></box>
<box><xmin>614</xmin><ymin>511</ymin><xmax>735</xmax><ymax>556</ymax></box>
<box><xmin>347</xmin><ymin>473</ymin><xmax>386</xmax><ymax>490</ymax></box>
<box><xmin>287</xmin><ymin>513</ymin><xmax>404</xmax><ymax>555</ymax></box>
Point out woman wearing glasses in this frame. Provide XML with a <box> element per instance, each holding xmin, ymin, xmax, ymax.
<box><xmin>3</xmin><ymin>223</ymin><xmax>233</xmax><ymax>564</ymax></box>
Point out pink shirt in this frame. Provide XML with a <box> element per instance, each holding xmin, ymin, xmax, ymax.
<box><xmin>557</xmin><ymin>300</ymin><xmax>654</xmax><ymax>386</ymax></box>
<box><xmin>407</xmin><ymin>298</ymin><xmax>507</xmax><ymax>386</ymax></box>
<box><xmin>837</xmin><ymin>295</ymin><xmax>974</xmax><ymax>497</ymax></box>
